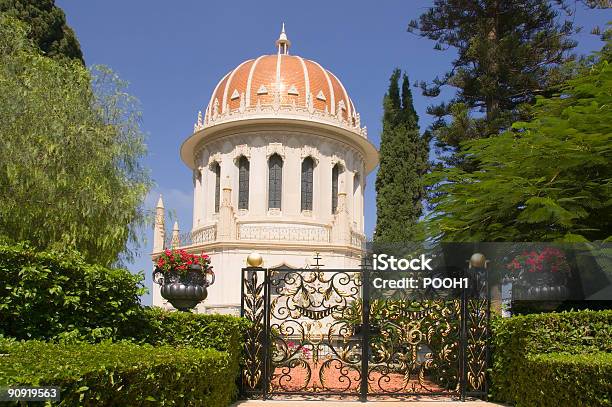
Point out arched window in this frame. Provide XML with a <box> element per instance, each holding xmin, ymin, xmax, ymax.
<box><xmin>331</xmin><ymin>163</ymin><xmax>340</xmax><ymax>213</ymax></box>
<box><xmin>238</xmin><ymin>156</ymin><xmax>249</xmax><ymax>210</ymax></box>
<box><xmin>213</xmin><ymin>162</ymin><xmax>221</xmax><ymax>213</ymax></box>
<box><xmin>301</xmin><ymin>157</ymin><xmax>314</xmax><ymax>211</ymax></box>
<box><xmin>268</xmin><ymin>154</ymin><xmax>283</xmax><ymax>209</ymax></box>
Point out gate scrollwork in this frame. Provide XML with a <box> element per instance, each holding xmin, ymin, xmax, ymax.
<box><xmin>241</xmin><ymin>267</ymin><xmax>489</xmax><ymax>400</ymax></box>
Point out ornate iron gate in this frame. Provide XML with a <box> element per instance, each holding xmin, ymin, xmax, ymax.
<box><xmin>240</xmin><ymin>265</ymin><xmax>490</xmax><ymax>401</ymax></box>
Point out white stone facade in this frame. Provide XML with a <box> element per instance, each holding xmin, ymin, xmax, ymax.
<box><xmin>151</xmin><ymin>28</ymin><xmax>378</xmax><ymax>315</ymax></box>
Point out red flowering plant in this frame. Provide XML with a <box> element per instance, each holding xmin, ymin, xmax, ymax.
<box><xmin>286</xmin><ymin>341</ymin><xmax>311</xmax><ymax>359</ymax></box>
<box><xmin>155</xmin><ymin>249</ymin><xmax>212</xmax><ymax>274</ymax></box>
<box><xmin>506</xmin><ymin>247</ymin><xmax>570</xmax><ymax>274</ymax></box>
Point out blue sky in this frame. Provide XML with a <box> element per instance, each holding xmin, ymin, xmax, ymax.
<box><xmin>57</xmin><ymin>1</ymin><xmax>609</xmax><ymax>305</ymax></box>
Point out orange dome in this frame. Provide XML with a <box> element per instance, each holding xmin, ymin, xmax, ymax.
<box><xmin>204</xmin><ymin>54</ymin><xmax>357</xmax><ymax>124</ymax></box>
<box><xmin>202</xmin><ymin>27</ymin><xmax>359</xmax><ymax>127</ymax></box>
<box><xmin>185</xmin><ymin>26</ymin><xmax>377</xmax><ymax>173</ymax></box>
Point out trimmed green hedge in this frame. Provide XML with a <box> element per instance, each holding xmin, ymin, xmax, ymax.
<box><xmin>0</xmin><ymin>243</ymin><xmax>145</xmax><ymax>341</ymax></box>
<box><xmin>0</xmin><ymin>339</ymin><xmax>237</xmax><ymax>406</ymax></box>
<box><xmin>491</xmin><ymin>310</ymin><xmax>612</xmax><ymax>406</ymax></box>
<box><xmin>124</xmin><ymin>307</ymin><xmax>249</xmax><ymax>354</ymax></box>
<box><xmin>519</xmin><ymin>352</ymin><xmax>612</xmax><ymax>407</ymax></box>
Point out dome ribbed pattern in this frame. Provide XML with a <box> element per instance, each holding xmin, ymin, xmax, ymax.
<box><xmin>204</xmin><ymin>54</ymin><xmax>357</xmax><ymax>125</ymax></box>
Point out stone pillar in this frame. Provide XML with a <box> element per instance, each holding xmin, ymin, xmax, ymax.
<box><xmin>192</xmin><ymin>168</ymin><xmax>202</xmax><ymax>228</ymax></box>
<box><xmin>153</xmin><ymin>195</ymin><xmax>165</xmax><ymax>253</ymax></box>
<box><xmin>320</xmin><ymin>155</ymin><xmax>333</xmax><ymax>219</ymax></box>
<box><xmin>250</xmin><ymin>144</ymin><xmax>266</xmax><ymax>216</ymax></box>
<box><xmin>217</xmin><ymin>176</ymin><xmax>237</xmax><ymax>240</ymax></box>
<box><xmin>361</xmin><ymin>173</ymin><xmax>366</xmax><ymax>234</ymax></box>
<box><xmin>333</xmin><ymin>181</ymin><xmax>350</xmax><ymax>245</ymax></box>
<box><xmin>285</xmin><ymin>149</ymin><xmax>300</xmax><ymax>215</ymax></box>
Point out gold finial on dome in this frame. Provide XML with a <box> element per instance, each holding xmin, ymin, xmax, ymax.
<box><xmin>275</xmin><ymin>23</ymin><xmax>291</xmax><ymax>55</ymax></box>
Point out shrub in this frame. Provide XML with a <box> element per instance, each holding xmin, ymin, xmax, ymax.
<box><xmin>491</xmin><ymin>310</ymin><xmax>612</xmax><ymax>406</ymax></box>
<box><xmin>123</xmin><ymin>307</ymin><xmax>250</xmax><ymax>362</ymax></box>
<box><xmin>0</xmin><ymin>243</ymin><xmax>145</xmax><ymax>341</ymax></box>
<box><xmin>519</xmin><ymin>352</ymin><xmax>612</xmax><ymax>407</ymax></box>
<box><xmin>0</xmin><ymin>339</ymin><xmax>237</xmax><ymax>406</ymax></box>
<box><xmin>0</xmin><ymin>243</ymin><xmax>250</xmax><ymax>404</ymax></box>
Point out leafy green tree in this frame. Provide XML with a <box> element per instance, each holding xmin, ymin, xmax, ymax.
<box><xmin>375</xmin><ymin>69</ymin><xmax>429</xmax><ymax>242</ymax></box>
<box><xmin>0</xmin><ymin>16</ymin><xmax>151</xmax><ymax>265</ymax></box>
<box><xmin>408</xmin><ymin>0</ymin><xmax>578</xmax><ymax>170</ymax></box>
<box><xmin>425</xmin><ymin>48</ymin><xmax>611</xmax><ymax>242</ymax></box>
<box><xmin>0</xmin><ymin>0</ymin><xmax>83</xmax><ymax>63</ymax></box>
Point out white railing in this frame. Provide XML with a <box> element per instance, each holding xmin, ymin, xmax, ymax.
<box><xmin>350</xmin><ymin>231</ymin><xmax>366</xmax><ymax>250</ymax></box>
<box><xmin>165</xmin><ymin>224</ymin><xmax>217</xmax><ymax>248</ymax></box>
<box><xmin>192</xmin><ymin>224</ymin><xmax>217</xmax><ymax>244</ymax></box>
<box><xmin>165</xmin><ymin>222</ymin><xmax>366</xmax><ymax>249</ymax></box>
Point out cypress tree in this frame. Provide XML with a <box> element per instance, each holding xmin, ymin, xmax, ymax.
<box><xmin>374</xmin><ymin>69</ymin><xmax>429</xmax><ymax>242</ymax></box>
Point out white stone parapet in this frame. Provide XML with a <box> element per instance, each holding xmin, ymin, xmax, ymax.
<box><xmin>164</xmin><ymin>224</ymin><xmax>217</xmax><ymax>248</ymax></box>
<box><xmin>350</xmin><ymin>230</ymin><xmax>367</xmax><ymax>250</ymax></box>
<box><xmin>161</xmin><ymin>222</ymin><xmax>366</xmax><ymax>250</ymax></box>
<box><xmin>237</xmin><ymin>223</ymin><xmax>331</xmax><ymax>243</ymax></box>
<box><xmin>192</xmin><ymin>224</ymin><xmax>217</xmax><ymax>244</ymax></box>
<box><xmin>194</xmin><ymin>101</ymin><xmax>367</xmax><ymax>139</ymax></box>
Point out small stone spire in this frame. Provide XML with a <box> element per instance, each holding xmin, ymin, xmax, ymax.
<box><xmin>275</xmin><ymin>23</ymin><xmax>291</xmax><ymax>55</ymax></box>
<box><xmin>171</xmin><ymin>221</ymin><xmax>180</xmax><ymax>249</ymax></box>
<box><xmin>153</xmin><ymin>194</ymin><xmax>165</xmax><ymax>252</ymax></box>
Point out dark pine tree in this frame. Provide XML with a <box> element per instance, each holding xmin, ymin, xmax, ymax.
<box><xmin>408</xmin><ymin>0</ymin><xmax>578</xmax><ymax>170</ymax></box>
<box><xmin>0</xmin><ymin>0</ymin><xmax>83</xmax><ymax>63</ymax></box>
<box><xmin>375</xmin><ymin>69</ymin><xmax>429</xmax><ymax>242</ymax></box>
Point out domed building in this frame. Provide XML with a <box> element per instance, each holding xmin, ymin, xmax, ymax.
<box><xmin>152</xmin><ymin>26</ymin><xmax>378</xmax><ymax>314</ymax></box>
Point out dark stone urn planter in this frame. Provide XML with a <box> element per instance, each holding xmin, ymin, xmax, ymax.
<box><xmin>511</xmin><ymin>270</ymin><xmax>568</xmax><ymax>313</ymax></box>
<box><xmin>153</xmin><ymin>265</ymin><xmax>215</xmax><ymax>311</ymax></box>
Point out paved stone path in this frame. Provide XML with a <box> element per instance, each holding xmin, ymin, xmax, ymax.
<box><xmin>232</xmin><ymin>399</ymin><xmax>507</xmax><ymax>406</ymax></box>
